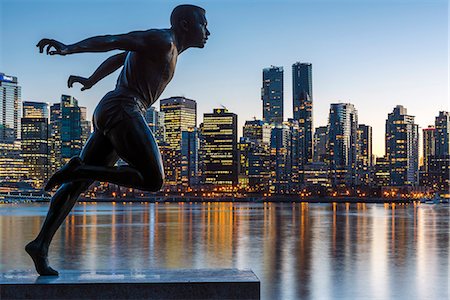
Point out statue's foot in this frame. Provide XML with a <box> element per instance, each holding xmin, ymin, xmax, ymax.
<box><xmin>45</xmin><ymin>156</ymin><xmax>82</xmax><ymax>191</ymax></box>
<box><xmin>25</xmin><ymin>240</ymin><xmax>59</xmax><ymax>276</ymax></box>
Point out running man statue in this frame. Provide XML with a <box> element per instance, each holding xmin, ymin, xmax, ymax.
<box><xmin>26</xmin><ymin>4</ymin><xmax>209</xmax><ymax>276</ymax></box>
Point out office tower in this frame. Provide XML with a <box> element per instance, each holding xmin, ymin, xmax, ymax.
<box><xmin>145</xmin><ymin>106</ymin><xmax>166</xmax><ymax>144</ymax></box>
<box><xmin>21</xmin><ymin>101</ymin><xmax>49</xmax><ymax>188</ymax></box>
<box><xmin>79</xmin><ymin>107</ymin><xmax>92</xmax><ymax>145</ymax></box>
<box><xmin>0</xmin><ymin>73</ymin><xmax>21</xmax><ymax>141</ymax></box>
<box><xmin>313</xmin><ymin>126</ymin><xmax>328</xmax><ymax>163</ymax></box>
<box><xmin>287</xmin><ymin>119</ymin><xmax>301</xmax><ymax>191</ymax></box>
<box><xmin>262</xmin><ymin>66</ymin><xmax>283</xmax><ymax>125</ymax></box>
<box><xmin>356</xmin><ymin>124</ymin><xmax>373</xmax><ymax>186</ymax></box>
<box><xmin>270</xmin><ymin>124</ymin><xmax>290</xmax><ymax>193</ymax></box>
<box><xmin>49</xmin><ymin>95</ymin><xmax>82</xmax><ymax>173</ymax></box>
<box><xmin>434</xmin><ymin>111</ymin><xmax>449</xmax><ymax>156</ymax></box>
<box><xmin>160</xmin><ymin>97</ymin><xmax>196</xmax><ymax>187</ymax></box>
<box><xmin>243</xmin><ymin>119</ymin><xmax>272</xmax><ymax>145</ymax></box>
<box><xmin>292</xmin><ymin>62</ymin><xmax>313</xmax><ymax>164</ymax></box>
<box><xmin>374</xmin><ymin>156</ymin><xmax>390</xmax><ymax>187</ymax></box>
<box><xmin>180</xmin><ymin>127</ymin><xmax>199</xmax><ymax>188</ymax></box>
<box><xmin>327</xmin><ymin>103</ymin><xmax>358</xmax><ymax>187</ymax></box>
<box><xmin>0</xmin><ymin>141</ymin><xmax>27</xmax><ymax>184</ymax></box>
<box><xmin>303</xmin><ymin>162</ymin><xmax>330</xmax><ymax>188</ymax></box>
<box><xmin>427</xmin><ymin>111</ymin><xmax>449</xmax><ymax>191</ymax></box>
<box><xmin>385</xmin><ymin>105</ymin><xmax>419</xmax><ymax>186</ymax></box>
<box><xmin>202</xmin><ymin>108</ymin><xmax>238</xmax><ymax>187</ymax></box>
<box><xmin>238</xmin><ymin>137</ymin><xmax>271</xmax><ymax>192</ymax></box>
<box><xmin>422</xmin><ymin>126</ymin><xmax>435</xmax><ymax>172</ymax></box>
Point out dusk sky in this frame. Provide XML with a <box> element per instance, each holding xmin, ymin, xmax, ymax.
<box><xmin>1</xmin><ymin>0</ymin><xmax>448</xmax><ymax>156</ymax></box>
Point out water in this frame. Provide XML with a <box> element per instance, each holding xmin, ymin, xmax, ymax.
<box><xmin>0</xmin><ymin>202</ymin><xmax>448</xmax><ymax>299</ymax></box>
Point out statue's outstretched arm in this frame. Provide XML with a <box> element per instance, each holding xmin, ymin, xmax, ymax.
<box><xmin>36</xmin><ymin>30</ymin><xmax>165</xmax><ymax>56</ymax></box>
<box><xmin>68</xmin><ymin>52</ymin><xmax>127</xmax><ymax>91</ymax></box>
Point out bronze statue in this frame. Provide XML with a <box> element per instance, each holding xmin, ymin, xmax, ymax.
<box><xmin>25</xmin><ymin>4</ymin><xmax>209</xmax><ymax>276</ymax></box>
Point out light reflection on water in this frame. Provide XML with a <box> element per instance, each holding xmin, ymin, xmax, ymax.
<box><xmin>0</xmin><ymin>202</ymin><xmax>448</xmax><ymax>300</ymax></box>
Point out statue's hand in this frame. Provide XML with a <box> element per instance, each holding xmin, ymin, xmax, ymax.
<box><xmin>68</xmin><ymin>75</ymin><xmax>93</xmax><ymax>91</ymax></box>
<box><xmin>36</xmin><ymin>39</ymin><xmax>69</xmax><ymax>55</ymax></box>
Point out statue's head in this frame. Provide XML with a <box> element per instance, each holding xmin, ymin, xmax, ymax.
<box><xmin>171</xmin><ymin>4</ymin><xmax>210</xmax><ymax>48</ymax></box>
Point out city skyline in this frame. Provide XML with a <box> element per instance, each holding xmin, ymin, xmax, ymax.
<box><xmin>1</xmin><ymin>0</ymin><xmax>447</xmax><ymax>156</ymax></box>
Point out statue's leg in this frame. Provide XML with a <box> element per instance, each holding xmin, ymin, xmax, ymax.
<box><xmin>26</xmin><ymin>130</ymin><xmax>118</xmax><ymax>276</ymax></box>
<box><xmin>45</xmin><ymin>115</ymin><xmax>164</xmax><ymax>192</ymax></box>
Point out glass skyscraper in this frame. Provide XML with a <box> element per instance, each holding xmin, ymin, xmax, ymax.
<box><xmin>21</xmin><ymin>101</ymin><xmax>49</xmax><ymax>188</ymax></box>
<box><xmin>385</xmin><ymin>105</ymin><xmax>419</xmax><ymax>186</ymax></box>
<box><xmin>327</xmin><ymin>103</ymin><xmax>358</xmax><ymax>187</ymax></box>
<box><xmin>292</xmin><ymin>62</ymin><xmax>313</xmax><ymax>164</ymax></box>
<box><xmin>262</xmin><ymin>66</ymin><xmax>283</xmax><ymax>125</ymax></box>
<box><xmin>0</xmin><ymin>73</ymin><xmax>21</xmax><ymax>142</ymax></box>
<box><xmin>160</xmin><ymin>97</ymin><xmax>197</xmax><ymax>187</ymax></box>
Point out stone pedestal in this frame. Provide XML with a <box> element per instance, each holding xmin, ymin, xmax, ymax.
<box><xmin>0</xmin><ymin>269</ymin><xmax>260</xmax><ymax>299</ymax></box>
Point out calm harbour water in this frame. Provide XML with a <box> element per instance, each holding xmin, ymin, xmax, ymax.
<box><xmin>0</xmin><ymin>202</ymin><xmax>448</xmax><ymax>300</ymax></box>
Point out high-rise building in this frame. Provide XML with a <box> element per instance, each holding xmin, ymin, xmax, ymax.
<box><xmin>292</xmin><ymin>62</ymin><xmax>313</xmax><ymax>164</ymax></box>
<box><xmin>374</xmin><ymin>156</ymin><xmax>390</xmax><ymax>187</ymax></box>
<box><xmin>202</xmin><ymin>108</ymin><xmax>238</xmax><ymax>187</ymax></box>
<box><xmin>313</xmin><ymin>126</ymin><xmax>328</xmax><ymax>163</ymax></box>
<box><xmin>79</xmin><ymin>107</ymin><xmax>92</xmax><ymax>145</ymax></box>
<box><xmin>435</xmin><ymin>111</ymin><xmax>449</xmax><ymax>156</ymax></box>
<box><xmin>0</xmin><ymin>73</ymin><xmax>21</xmax><ymax>141</ymax></box>
<box><xmin>180</xmin><ymin>127</ymin><xmax>199</xmax><ymax>188</ymax></box>
<box><xmin>427</xmin><ymin>111</ymin><xmax>449</xmax><ymax>191</ymax></box>
<box><xmin>262</xmin><ymin>66</ymin><xmax>283</xmax><ymax>125</ymax></box>
<box><xmin>356</xmin><ymin>124</ymin><xmax>373</xmax><ymax>186</ymax></box>
<box><xmin>21</xmin><ymin>101</ymin><xmax>49</xmax><ymax>188</ymax></box>
<box><xmin>270</xmin><ymin>124</ymin><xmax>290</xmax><ymax>193</ymax></box>
<box><xmin>145</xmin><ymin>106</ymin><xmax>166</xmax><ymax>144</ymax></box>
<box><xmin>243</xmin><ymin>119</ymin><xmax>272</xmax><ymax>145</ymax></box>
<box><xmin>385</xmin><ymin>105</ymin><xmax>419</xmax><ymax>186</ymax></box>
<box><xmin>327</xmin><ymin>103</ymin><xmax>358</xmax><ymax>187</ymax></box>
<box><xmin>422</xmin><ymin>126</ymin><xmax>436</xmax><ymax>172</ymax></box>
<box><xmin>49</xmin><ymin>95</ymin><xmax>83</xmax><ymax>173</ymax></box>
<box><xmin>160</xmin><ymin>97</ymin><xmax>196</xmax><ymax>187</ymax></box>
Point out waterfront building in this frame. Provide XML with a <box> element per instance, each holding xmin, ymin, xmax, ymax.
<box><xmin>79</xmin><ymin>107</ymin><xmax>92</xmax><ymax>145</ymax></box>
<box><xmin>270</xmin><ymin>124</ymin><xmax>290</xmax><ymax>193</ymax></box>
<box><xmin>0</xmin><ymin>73</ymin><xmax>21</xmax><ymax>141</ymax></box>
<box><xmin>243</xmin><ymin>119</ymin><xmax>271</xmax><ymax>145</ymax></box>
<box><xmin>385</xmin><ymin>105</ymin><xmax>419</xmax><ymax>186</ymax></box>
<box><xmin>287</xmin><ymin>119</ymin><xmax>301</xmax><ymax>191</ymax></box>
<box><xmin>180</xmin><ymin>127</ymin><xmax>199</xmax><ymax>188</ymax></box>
<box><xmin>356</xmin><ymin>124</ymin><xmax>373</xmax><ymax>186</ymax></box>
<box><xmin>160</xmin><ymin>97</ymin><xmax>196</xmax><ymax>187</ymax></box>
<box><xmin>426</xmin><ymin>111</ymin><xmax>450</xmax><ymax>191</ymax></box>
<box><xmin>327</xmin><ymin>103</ymin><xmax>358</xmax><ymax>187</ymax></box>
<box><xmin>145</xmin><ymin>106</ymin><xmax>166</xmax><ymax>144</ymax></box>
<box><xmin>374</xmin><ymin>156</ymin><xmax>390</xmax><ymax>187</ymax></box>
<box><xmin>21</xmin><ymin>101</ymin><xmax>49</xmax><ymax>188</ymax></box>
<box><xmin>292</xmin><ymin>62</ymin><xmax>313</xmax><ymax>164</ymax></box>
<box><xmin>238</xmin><ymin>137</ymin><xmax>271</xmax><ymax>192</ymax></box>
<box><xmin>262</xmin><ymin>66</ymin><xmax>283</xmax><ymax>125</ymax></box>
<box><xmin>49</xmin><ymin>95</ymin><xmax>83</xmax><ymax>173</ymax></box>
<box><xmin>0</xmin><ymin>141</ymin><xmax>28</xmax><ymax>184</ymax></box>
<box><xmin>303</xmin><ymin>162</ymin><xmax>330</xmax><ymax>188</ymax></box>
<box><xmin>422</xmin><ymin>126</ymin><xmax>435</xmax><ymax>172</ymax></box>
<box><xmin>202</xmin><ymin>108</ymin><xmax>238</xmax><ymax>187</ymax></box>
<box><xmin>313</xmin><ymin>126</ymin><xmax>328</xmax><ymax>163</ymax></box>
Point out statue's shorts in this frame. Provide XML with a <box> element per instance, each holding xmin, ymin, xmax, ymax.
<box><xmin>93</xmin><ymin>88</ymin><xmax>148</xmax><ymax>135</ymax></box>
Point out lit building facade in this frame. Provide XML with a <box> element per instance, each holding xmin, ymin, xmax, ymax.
<box><xmin>145</xmin><ymin>106</ymin><xmax>166</xmax><ymax>144</ymax></box>
<box><xmin>262</xmin><ymin>66</ymin><xmax>283</xmax><ymax>125</ymax></box>
<box><xmin>202</xmin><ymin>108</ymin><xmax>238</xmax><ymax>187</ymax></box>
<box><xmin>385</xmin><ymin>105</ymin><xmax>419</xmax><ymax>186</ymax></box>
<box><xmin>0</xmin><ymin>73</ymin><xmax>21</xmax><ymax>142</ymax></box>
<box><xmin>79</xmin><ymin>106</ymin><xmax>92</xmax><ymax>145</ymax></box>
<box><xmin>327</xmin><ymin>103</ymin><xmax>358</xmax><ymax>187</ymax></box>
<box><xmin>426</xmin><ymin>111</ymin><xmax>449</xmax><ymax>191</ymax></box>
<box><xmin>180</xmin><ymin>127</ymin><xmax>199</xmax><ymax>188</ymax></box>
<box><xmin>243</xmin><ymin>119</ymin><xmax>272</xmax><ymax>145</ymax></box>
<box><xmin>21</xmin><ymin>101</ymin><xmax>49</xmax><ymax>188</ymax></box>
<box><xmin>374</xmin><ymin>156</ymin><xmax>390</xmax><ymax>187</ymax></box>
<box><xmin>313</xmin><ymin>126</ymin><xmax>328</xmax><ymax>163</ymax></box>
<box><xmin>0</xmin><ymin>141</ymin><xmax>27</xmax><ymax>184</ymax></box>
<box><xmin>422</xmin><ymin>126</ymin><xmax>435</xmax><ymax>172</ymax></box>
<box><xmin>292</xmin><ymin>62</ymin><xmax>313</xmax><ymax>164</ymax></box>
<box><xmin>270</xmin><ymin>124</ymin><xmax>290</xmax><ymax>193</ymax></box>
<box><xmin>356</xmin><ymin>124</ymin><xmax>373</xmax><ymax>186</ymax></box>
<box><xmin>160</xmin><ymin>97</ymin><xmax>196</xmax><ymax>187</ymax></box>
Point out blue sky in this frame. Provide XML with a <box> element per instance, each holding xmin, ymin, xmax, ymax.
<box><xmin>0</xmin><ymin>0</ymin><xmax>448</xmax><ymax>156</ymax></box>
